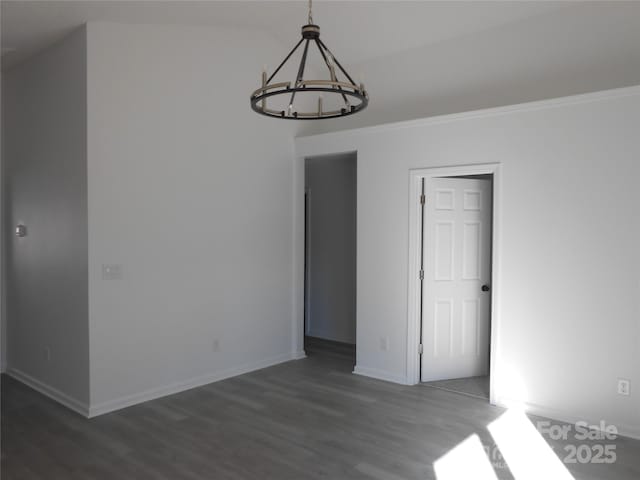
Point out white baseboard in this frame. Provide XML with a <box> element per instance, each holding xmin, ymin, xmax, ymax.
<box><xmin>291</xmin><ymin>350</ymin><xmax>307</xmax><ymax>360</ymax></box>
<box><xmin>494</xmin><ymin>397</ymin><xmax>640</xmax><ymax>441</ymax></box>
<box><xmin>88</xmin><ymin>350</ymin><xmax>303</xmax><ymax>418</ymax></box>
<box><xmin>306</xmin><ymin>330</ymin><xmax>356</xmax><ymax>345</ymax></box>
<box><xmin>353</xmin><ymin>365</ymin><xmax>408</xmax><ymax>385</ymax></box>
<box><xmin>6</xmin><ymin>367</ymin><xmax>90</xmax><ymax>417</ymax></box>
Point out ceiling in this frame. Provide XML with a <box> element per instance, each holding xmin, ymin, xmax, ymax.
<box><xmin>1</xmin><ymin>0</ymin><xmax>565</xmax><ymax>70</ymax></box>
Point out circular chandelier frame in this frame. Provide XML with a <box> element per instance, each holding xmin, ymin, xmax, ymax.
<box><xmin>250</xmin><ymin>4</ymin><xmax>368</xmax><ymax>120</ymax></box>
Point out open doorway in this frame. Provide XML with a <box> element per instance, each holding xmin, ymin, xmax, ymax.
<box><xmin>407</xmin><ymin>164</ymin><xmax>500</xmax><ymax>402</ymax></box>
<box><xmin>304</xmin><ymin>152</ymin><xmax>357</xmax><ymax>367</ymax></box>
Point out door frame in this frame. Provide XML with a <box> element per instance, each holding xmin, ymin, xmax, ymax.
<box><xmin>304</xmin><ymin>188</ymin><xmax>312</xmax><ymax>337</ymax></box>
<box><xmin>407</xmin><ymin>163</ymin><xmax>501</xmax><ymax>404</ymax></box>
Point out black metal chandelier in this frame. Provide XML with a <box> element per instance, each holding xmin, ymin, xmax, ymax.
<box><xmin>250</xmin><ymin>0</ymin><xmax>368</xmax><ymax>120</ymax></box>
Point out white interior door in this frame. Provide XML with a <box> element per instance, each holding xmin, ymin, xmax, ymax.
<box><xmin>421</xmin><ymin>177</ymin><xmax>492</xmax><ymax>382</ymax></box>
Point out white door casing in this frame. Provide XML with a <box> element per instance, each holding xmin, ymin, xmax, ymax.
<box><xmin>421</xmin><ymin>177</ymin><xmax>492</xmax><ymax>382</ymax></box>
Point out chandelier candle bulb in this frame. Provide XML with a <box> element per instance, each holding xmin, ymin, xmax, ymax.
<box><xmin>261</xmin><ymin>70</ymin><xmax>267</xmax><ymax>110</ymax></box>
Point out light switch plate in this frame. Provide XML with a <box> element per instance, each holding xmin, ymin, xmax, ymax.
<box><xmin>617</xmin><ymin>378</ymin><xmax>630</xmax><ymax>396</ymax></box>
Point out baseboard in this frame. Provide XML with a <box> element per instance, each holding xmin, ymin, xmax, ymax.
<box><xmin>494</xmin><ymin>397</ymin><xmax>640</xmax><ymax>441</ymax></box>
<box><xmin>88</xmin><ymin>351</ymin><xmax>303</xmax><ymax>418</ymax></box>
<box><xmin>353</xmin><ymin>365</ymin><xmax>408</xmax><ymax>385</ymax></box>
<box><xmin>6</xmin><ymin>367</ymin><xmax>90</xmax><ymax>417</ymax></box>
<box><xmin>305</xmin><ymin>331</ymin><xmax>356</xmax><ymax>345</ymax></box>
<box><xmin>291</xmin><ymin>350</ymin><xmax>307</xmax><ymax>360</ymax></box>
<box><xmin>305</xmin><ymin>336</ymin><xmax>355</xmax><ymax>348</ymax></box>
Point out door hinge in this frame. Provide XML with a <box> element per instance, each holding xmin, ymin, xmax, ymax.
<box><xmin>420</xmin><ymin>194</ymin><xmax>426</xmax><ymax>205</ymax></box>
<box><xmin>419</xmin><ymin>269</ymin><xmax>424</xmax><ymax>281</ymax></box>
<box><xmin>418</xmin><ymin>344</ymin><xmax>424</xmax><ymax>355</ymax></box>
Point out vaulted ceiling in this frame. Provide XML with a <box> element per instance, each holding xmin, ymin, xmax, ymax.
<box><xmin>1</xmin><ymin>1</ymin><xmax>564</xmax><ymax>69</ymax></box>
<box><xmin>3</xmin><ymin>1</ymin><xmax>640</xmax><ymax>134</ymax></box>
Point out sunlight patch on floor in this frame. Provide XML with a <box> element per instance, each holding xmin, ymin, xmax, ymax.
<box><xmin>434</xmin><ymin>408</ymin><xmax>575</xmax><ymax>479</ymax></box>
<box><xmin>487</xmin><ymin>408</ymin><xmax>574</xmax><ymax>479</ymax></box>
<box><xmin>433</xmin><ymin>434</ymin><xmax>499</xmax><ymax>480</ymax></box>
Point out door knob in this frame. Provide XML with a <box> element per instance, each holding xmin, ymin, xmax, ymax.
<box><xmin>481</xmin><ymin>284</ymin><xmax>490</xmax><ymax>292</ymax></box>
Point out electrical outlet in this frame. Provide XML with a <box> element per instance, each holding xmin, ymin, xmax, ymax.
<box><xmin>380</xmin><ymin>337</ymin><xmax>388</xmax><ymax>352</ymax></box>
<box><xmin>212</xmin><ymin>339</ymin><xmax>220</xmax><ymax>353</ymax></box>
<box><xmin>102</xmin><ymin>264</ymin><xmax>123</xmax><ymax>280</ymax></box>
<box><xmin>44</xmin><ymin>346</ymin><xmax>51</xmax><ymax>362</ymax></box>
<box><xmin>617</xmin><ymin>379</ymin><xmax>630</xmax><ymax>396</ymax></box>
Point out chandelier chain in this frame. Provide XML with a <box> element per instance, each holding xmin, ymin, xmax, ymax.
<box><xmin>308</xmin><ymin>0</ymin><xmax>313</xmax><ymax>24</ymax></box>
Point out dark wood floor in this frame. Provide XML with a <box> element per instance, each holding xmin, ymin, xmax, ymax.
<box><xmin>423</xmin><ymin>375</ymin><xmax>490</xmax><ymax>400</ymax></box>
<box><xmin>304</xmin><ymin>335</ymin><xmax>356</xmax><ymax>362</ymax></box>
<box><xmin>2</xmin><ymin>344</ymin><xmax>639</xmax><ymax>479</ymax></box>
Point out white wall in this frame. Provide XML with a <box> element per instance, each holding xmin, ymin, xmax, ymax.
<box><xmin>2</xmin><ymin>27</ymin><xmax>89</xmax><ymax>407</ymax></box>
<box><xmin>86</xmin><ymin>22</ymin><xmax>300</xmax><ymax>413</ymax></box>
<box><xmin>302</xmin><ymin>2</ymin><xmax>640</xmax><ymax>136</ymax></box>
<box><xmin>295</xmin><ymin>86</ymin><xmax>640</xmax><ymax>438</ymax></box>
<box><xmin>305</xmin><ymin>153</ymin><xmax>356</xmax><ymax>344</ymax></box>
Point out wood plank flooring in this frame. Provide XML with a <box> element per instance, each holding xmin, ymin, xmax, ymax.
<box><xmin>422</xmin><ymin>376</ymin><xmax>490</xmax><ymax>401</ymax></box>
<box><xmin>2</xmin><ymin>345</ymin><xmax>639</xmax><ymax>479</ymax></box>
